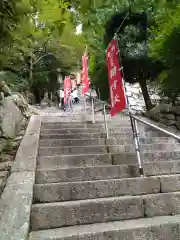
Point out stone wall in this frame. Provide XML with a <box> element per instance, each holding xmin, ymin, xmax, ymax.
<box><xmin>0</xmin><ymin>93</ymin><xmax>39</xmax><ymax>196</ymax></box>
<box><xmin>146</xmin><ymin>104</ymin><xmax>180</xmax><ymax>129</ymax></box>
<box><xmin>126</xmin><ymin>83</ymin><xmax>160</xmax><ymax>114</ymax></box>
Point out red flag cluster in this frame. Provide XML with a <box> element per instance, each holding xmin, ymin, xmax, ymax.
<box><xmin>81</xmin><ymin>54</ymin><xmax>89</xmax><ymax>95</ymax></box>
<box><xmin>64</xmin><ymin>76</ymin><xmax>71</xmax><ymax>104</ymax></box>
<box><xmin>106</xmin><ymin>39</ymin><xmax>126</xmax><ymax>116</ymax></box>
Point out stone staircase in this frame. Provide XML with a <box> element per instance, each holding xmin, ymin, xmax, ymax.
<box><xmin>28</xmin><ymin>111</ymin><xmax>180</xmax><ymax>240</ymax></box>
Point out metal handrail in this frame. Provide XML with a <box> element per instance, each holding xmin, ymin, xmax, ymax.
<box><xmin>132</xmin><ymin>115</ymin><xmax>180</xmax><ymax>141</ymax></box>
<box><xmin>85</xmin><ymin>92</ymin><xmax>180</xmax><ymax>176</ymax></box>
<box><xmin>85</xmin><ymin>93</ymin><xmax>180</xmax><ymax>142</ymax></box>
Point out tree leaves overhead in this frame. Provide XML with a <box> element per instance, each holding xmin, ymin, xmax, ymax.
<box><xmin>149</xmin><ymin>2</ymin><xmax>180</xmax><ymax>101</ymax></box>
<box><xmin>0</xmin><ymin>0</ymin><xmax>84</xmax><ymax>72</ymax></box>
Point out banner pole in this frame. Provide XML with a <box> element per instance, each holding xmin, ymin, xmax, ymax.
<box><xmin>84</xmin><ymin>95</ymin><xmax>87</xmax><ymax>114</ymax></box>
<box><xmin>115</xmin><ymin>34</ymin><xmax>143</xmax><ymax>176</ymax></box>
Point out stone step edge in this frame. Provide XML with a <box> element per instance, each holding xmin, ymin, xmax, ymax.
<box><xmin>32</xmin><ymin>192</ymin><xmax>180</xmax><ymax>208</ymax></box>
<box><xmin>34</xmin><ymin>174</ymin><xmax>180</xmax><ymax>202</ymax></box>
<box><xmin>40</xmin><ymin>127</ymin><xmax>132</xmax><ymax>130</ymax></box>
<box><xmin>37</xmin><ymin>153</ymin><xmax>110</xmax><ymax>159</ymax></box>
<box><xmin>39</xmin><ymin>137</ymin><xmax>174</xmax><ymax>141</ymax></box>
<box><xmin>37</xmin><ymin>150</ymin><xmax>180</xmax><ymax>159</ymax></box>
<box><xmin>29</xmin><ymin>214</ymin><xmax>180</xmax><ymax>240</ymax></box>
<box><xmin>38</xmin><ymin>143</ymin><xmax>177</xmax><ymax>149</ymax></box>
<box><xmin>34</xmin><ymin>174</ymin><xmax>180</xmax><ymax>186</ymax></box>
<box><xmin>36</xmin><ymin>160</ymin><xmax>179</xmax><ymax>170</ymax></box>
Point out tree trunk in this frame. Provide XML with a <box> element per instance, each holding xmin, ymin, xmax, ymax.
<box><xmin>32</xmin><ymin>89</ymin><xmax>41</xmax><ymax>104</ymax></box>
<box><xmin>139</xmin><ymin>79</ymin><xmax>153</xmax><ymax>111</ymax></box>
<box><xmin>47</xmin><ymin>92</ymin><xmax>52</xmax><ymax>107</ymax></box>
<box><xmin>29</xmin><ymin>56</ymin><xmax>33</xmax><ymax>87</ymax></box>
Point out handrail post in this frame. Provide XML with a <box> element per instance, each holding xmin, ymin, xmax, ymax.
<box><xmin>103</xmin><ymin>104</ymin><xmax>109</xmax><ymax>139</ymax></box>
<box><xmin>84</xmin><ymin>96</ymin><xmax>87</xmax><ymax>114</ymax></box>
<box><xmin>132</xmin><ymin>117</ymin><xmax>143</xmax><ymax>176</ymax></box>
<box><xmin>115</xmin><ymin>36</ymin><xmax>144</xmax><ymax>176</ymax></box>
<box><xmin>91</xmin><ymin>97</ymin><xmax>95</xmax><ymax>123</ymax></box>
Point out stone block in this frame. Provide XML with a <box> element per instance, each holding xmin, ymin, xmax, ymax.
<box><xmin>40</xmin><ymin>132</ymin><xmax>105</xmax><ymax>140</ymax></box>
<box><xmin>29</xmin><ymin>215</ymin><xmax>180</xmax><ymax>240</ymax></box>
<box><xmin>164</xmin><ymin>114</ymin><xmax>176</xmax><ymax>120</ymax></box>
<box><xmin>0</xmin><ymin>96</ymin><xmax>25</xmax><ymax>138</ymax></box>
<box><xmin>34</xmin><ymin>177</ymin><xmax>160</xmax><ymax>202</ymax></box>
<box><xmin>144</xmin><ymin>160</ymin><xmax>180</xmax><ymax>176</ymax></box>
<box><xmin>176</xmin><ymin>116</ymin><xmax>180</xmax><ymax>122</ymax></box>
<box><xmin>36</xmin><ymin>165</ymin><xmax>140</xmax><ymax>184</ymax></box>
<box><xmin>106</xmin><ymin>137</ymin><xmax>134</xmax><ymax>145</ymax></box>
<box><xmin>37</xmin><ymin>154</ymin><xmax>111</xmax><ymax>169</ymax></box>
<box><xmin>11</xmin><ymin>133</ymin><xmax>39</xmax><ymax>172</ymax></box>
<box><xmin>143</xmin><ymin>151</ymin><xmax>180</xmax><ymax>162</ymax></box>
<box><xmin>41</xmin><ymin>128</ymin><xmax>103</xmax><ymax>135</ymax></box>
<box><xmin>0</xmin><ymin>171</ymin><xmax>9</xmax><ymax>179</ymax></box>
<box><xmin>31</xmin><ymin>196</ymin><xmax>144</xmax><ymax>230</ymax></box>
<box><xmin>42</xmin><ymin>123</ymin><xmax>104</xmax><ymax>130</ymax></box>
<box><xmin>38</xmin><ymin>145</ymin><xmax>107</xmax><ymax>156</ymax></box>
<box><xmin>0</xmin><ymin>171</ymin><xmax>35</xmax><ymax>240</ymax></box>
<box><xmin>143</xmin><ymin>192</ymin><xmax>180</xmax><ymax>217</ymax></box>
<box><xmin>26</xmin><ymin>115</ymin><xmax>41</xmax><ymax>135</ymax></box>
<box><xmin>112</xmin><ymin>153</ymin><xmax>137</xmax><ymax>165</ymax></box>
<box><xmin>171</xmin><ymin>106</ymin><xmax>180</xmax><ymax>116</ymax></box>
<box><xmin>39</xmin><ymin>138</ymin><xmax>105</xmax><ymax>148</ymax></box>
<box><xmin>0</xmin><ymin>161</ymin><xmax>12</xmax><ymax>171</ymax></box>
<box><xmin>109</xmin><ymin>143</ymin><xmax>176</xmax><ymax>155</ymax></box>
<box><xmin>160</xmin><ymin>175</ymin><xmax>180</xmax><ymax>192</ymax></box>
<box><xmin>159</xmin><ymin>118</ymin><xmax>177</xmax><ymax>126</ymax></box>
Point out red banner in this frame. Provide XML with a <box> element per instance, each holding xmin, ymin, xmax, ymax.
<box><xmin>106</xmin><ymin>39</ymin><xmax>126</xmax><ymax>116</ymax></box>
<box><xmin>82</xmin><ymin>54</ymin><xmax>89</xmax><ymax>95</ymax></box>
<box><xmin>64</xmin><ymin>76</ymin><xmax>71</xmax><ymax>104</ymax></box>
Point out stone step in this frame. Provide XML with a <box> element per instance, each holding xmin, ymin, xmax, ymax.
<box><xmin>31</xmin><ymin>195</ymin><xmax>144</xmax><ymax>230</ymax></box>
<box><xmin>112</xmin><ymin>131</ymin><xmax>167</xmax><ymax>138</ymax></box>
<box><xmin>38</xmin><ymin>146</ymin><xmax>107</xmax><ymax>156</ymax></box>
<box><xmin>144</xmin><ymin>160</ymin><xmax>180</xmax><ymax>176</ymax></box>
<box><xmin>42</xmin><ymin>121</ymin><xmax>132</xmax><ymax>129</ymax></box>
<box><xmin>38</xmin><ymin>150</ymin><xmax>180</xmax><ymax>167</ymax></box>
<box><xmin>112</xmin><ymin>151</ymin><xmax>180</xmax><ymax>165</ymax></box>
<box><xmin>109</xmin><ymin>143</ymin><xmax>179</xmax><ymax>154</ymax></box>
<box><xmin>29</xmin><ymin>215</ymin><xmax>180</xmax><ymax>240</ymax></box>
<box><xmin>34</xmin><ymin>176</ymin><xmax>160</xmax><ymax>203</ymax></box>
<box><xmin>39</xmin><ymin>137</ymin><xmax>176</xmax><ymax>148</ymax></box>
<box><xmin>41</xmin><ymin>123</ymin><xmax>104</xmax><ymax>129</ymax></box>
<box><xmin>41</xmin><ymin>123</ymin><xmax>133</xmax><ymax>129</ymax></box>
<box><xmin>30</xmin><ymin>192</ymin><xmax>180</xmax><ymax>231</ymax></box>
<box><xmin>41</xmin><ymin>117</ymin><xmax>85</xmax><ymax>123</ymax></box>
<box><xmin>38</xmin><ymin>143</ymin><xmax>179</xmax><ymax>157</ymax></box>
<box><xmin>39</xmin><ymin>138</ymin><xmax>106</xmax><ymax>147</ymax></box>
<box><xmin>35</xmin><ymin>165</ymin><xmax>140</xmax><ymax>183</ymax></box>
<box><xmin>41</xmin><ymin>128</ymin><xmax>103</xmax><ymax>134</ymax></box>
<box><xmin>41</xmin><ymin>122</ymin><xmax>167</xmax><ymax>132</ymax></box>
<box><xmin>142</xmin><ymin>151</ymin><xmax>180</xmax><ymax>162</ymax></box>
<box><xmin>108</xmin><ymin>137</ymin><xmax>176</xmax><ymax>145</ymax></box>
<box><xmin>41</xmin><ymin>125</ymin><xmax>168</xmax><ymax>134</ymax></box>
<box><xmin>40</xmin><ymin>132</ymin><xmax>105</xmax><ymax>140</ymax></box>
<box><xmin>40</xmin><ymin>127</ymin><xmax>133</xmax><ymax>135</ymax></box>
<box><xmin>40</xmin><ymin>130</ymin><xmax>168</xmax><ymax>140</ymax></box>
<box><xmin>34</xmin><ymin>174</ymin><xmax>180</xmax><ymax>203</ymax></box>
<box><xmin>37</xmin><ymin>154</ymin><xmax>112</xmax><ymax>169</ymax></box>
<box><xmin>36</xmin><ymin>160</ymin><xmax>180</xmax><ymax>183</ymax></box>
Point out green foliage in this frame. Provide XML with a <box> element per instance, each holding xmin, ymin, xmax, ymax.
<box><xmin>150</xmin><ymin>2</ymin><xmax>180</xmax><ymax>102</ymax></box>
<box><xmin>77</xmin><ymin>0</ymin><xmax>180</xmax><ymax>108</ymax></box>
<box><xmin>0</xmin><ymin>71</ymin><xmax>29</xmax><ymax>93</ymax></box>
<box><xmin>0</xmin><ymin>0</ymin><xmax>86</xmax><ymax>102</ymax></box>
